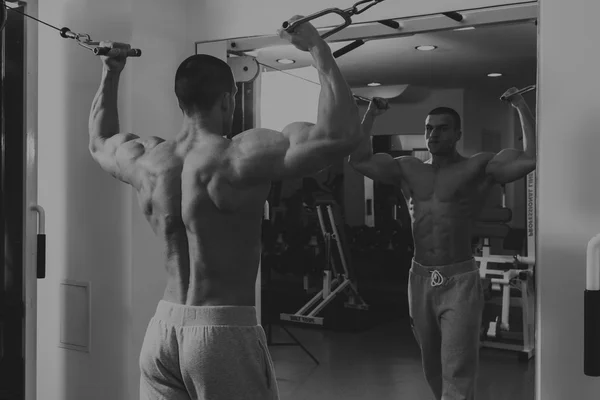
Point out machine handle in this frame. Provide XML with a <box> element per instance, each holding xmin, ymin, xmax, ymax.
<box><xmin>94</xmin><ymin>47</ymin><xmax>142</xmax><ymax>57</ymax></box>
<box><xmin>37</xmin><ymin>234</ymin><xmax>46</xmax><ymax>279</ymax></box>
<box><xmin>585</xmin><ymin>234</ymin><xmax>600</xmax><ymax>376</ymax></box>
<box><xmin>282</xmin><ymin>8</ymin><xmax>353</xmax><ymax>40</ymax></box>
<box><xmin>500</xmin><ymin>85</ymin><xmax>536</xmax><ymax>102</ymax></box>
<box><xmin>30</xmin><ymin>204</ymin><xmax>46</xmax><ymax>279</ymax></box>
<box><xmin>584</xmin><ymin>290</ymin><xmax>600</xmax><ymax>376</ymax></box>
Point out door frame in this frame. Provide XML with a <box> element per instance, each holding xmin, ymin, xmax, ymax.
<box><xmin>22</xmin><ymin>1</ymin><xmax>39</xmax><ymax>399</ymax></box>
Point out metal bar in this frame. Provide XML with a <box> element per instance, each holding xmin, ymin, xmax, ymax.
<box><xmin>221</xmin><ymin>3</ymin><xmax>537</xmax><ymax>53</ymax></box>
<box><xmin>296</xmin><ymin>278</ymin><xmax>340</xmax><ymax>314</ymax></box>
<box><xmin>308</xmin><ymin>279</ymin><xmax>351</xmax><ymax>317</ymax></box>
<box><xmin>474</xmin><ymin>254</ymin><xmax>535</xmax><ymax>265</ymax></box>
<box><xmin>501</xmin><ymin>284</ymin><xmax>511</xmax><ymax>330</ymax></box>
<box><xmin>317</xmin><ymin>206</ymin><xmax>339</xmax><ymax>275</ymax></box>
<box><xmin>326</xmin><ymin>205</ymin><xmax>351</xmax><ymax>278</ymax></box>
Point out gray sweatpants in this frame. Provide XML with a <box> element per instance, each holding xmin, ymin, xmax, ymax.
<box><xmin>408</xmin><ymin>258</ymin><xmax>485</xmax><ymax>400</ymax></box>
<box><xmin>139</xmin><ymin>300</ymin><xmax>280</xmax><ymax>400</ymax></box>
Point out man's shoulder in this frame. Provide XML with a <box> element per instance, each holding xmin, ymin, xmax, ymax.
<box><xmin>468</xmin><ymin>151</ymin><xmax>495</xmax><ymax>162</ymax></box>
<box><xmin>395</xmin><ymin>155</ymin><xmax>425</xmax><ymax>175</ymax></box>
<box><xmin>466</xmin><ymin>151</ymin><xmax>496</xmax><ymax>170</ymax></box>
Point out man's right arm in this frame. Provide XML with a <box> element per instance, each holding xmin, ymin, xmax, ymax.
<box><xmin>225</xmin><ymin>39</ymin><xmax>361</xmax><ymax>186</ymax></box>
<box><xmin>347</xmin><ymin>100</ymin><xmax>403</xmax><ymax>185</ymax></box>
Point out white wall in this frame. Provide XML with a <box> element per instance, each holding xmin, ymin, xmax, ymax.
<box><xmin>260</xmin><ymin>67</ymin><xmax>320</xmax><ymax>131</ymax></box>
<box><xmin>37</xmin><ymin>1</ymin><xmax>134</xmax><ymax>399</ymax></box>
<box><xmin>537</xmin><ymin>0</ymin><xmax>600</xmax><ymax>398</ymax></box>
<box><xmin>37</xmin><ymin>0</ymin><xmax>190</xmax><ymax>399</ymax></box>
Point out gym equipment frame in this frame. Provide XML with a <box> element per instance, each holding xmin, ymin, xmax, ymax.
<box><xmin>475</xmin><ymin>171</ymin><xmax>536</xmax><ymax>361</ymax></box>
<box><xmin>280</xmin><ymin>200</ymin><xmax>368</xmax><ymax>326</ymax></box>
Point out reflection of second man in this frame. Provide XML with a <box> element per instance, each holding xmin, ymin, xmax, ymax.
<box><xmin>348</xmin><ymin>88</ymin><xmax>536</xmax><ymax>400</ymax></box>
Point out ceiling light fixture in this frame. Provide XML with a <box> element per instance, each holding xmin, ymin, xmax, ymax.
<box><xmin>276</xmin><ymin>58</ymin><xmax>295</xmax><ymax>64</ymax></box>
<box><xmin>416</xmin><ymin>45</ymin><xmax>437</xmax><ymax>51</ymax></box>
<box><xmin>487</xmin><ymin>73</ymin><xmax>503</xmax><ymax>78</ymax></box>
<box><xmin>367</xmin><ymin>82</ymin><xmax>381</xmax><ymax>87</ymax></box>
<box><xmin>454</xmin><ymin>27</ymin><xmax>476</xmax><ymax>31</ymax></box>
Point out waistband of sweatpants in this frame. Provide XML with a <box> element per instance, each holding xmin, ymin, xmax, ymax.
<box><xmin>153</xmin><ymin>300</ymin><xmax>258</xmax><ymax>327</ymax></box>
<box><xmin>410</xmin><ymin>258</ymin><xmax>477</xmax><ymax>279</ymax></box>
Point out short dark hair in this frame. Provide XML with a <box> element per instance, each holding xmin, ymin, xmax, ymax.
<box><xmin>428</xmin><ymin>107</ymin><xmax>462</xmax><ymax>130</ymax></box>
<box><xmin>174</xmin><ymin>54</ymin><xmax>235</xmax><ymax>114</ymax></box>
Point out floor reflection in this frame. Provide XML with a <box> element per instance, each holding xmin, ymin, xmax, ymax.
<box><xmin>269</xmin><ymin>315</ymin><xmax>534</xmax><ymax>400</ymax></box>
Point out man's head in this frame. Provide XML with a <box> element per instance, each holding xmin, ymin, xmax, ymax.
<box><xmin>424</xmin><ymin>107</ymin><xmax>462</xmax><ymax>156</ymax></box>
<box><xmin>175</xmin><ymin>54</ymin><xmax>237</xmax><ymax>136</ymax></box>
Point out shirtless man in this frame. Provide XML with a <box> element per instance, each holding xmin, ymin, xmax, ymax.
<box><xmin>88</xmin><ymin>16</ymin><xmax>361</xmax><ymax>400</ymax></box>
<box><xmin>349</xmin><ymin>90</ymin><xmax>536</xmax><ymax>400</ymax></box>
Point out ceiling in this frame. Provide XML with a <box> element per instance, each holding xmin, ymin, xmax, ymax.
<box><xmin>254</xmin><ymin>21</ymin><xmax>537</xmax><ymax>92</ymax></box>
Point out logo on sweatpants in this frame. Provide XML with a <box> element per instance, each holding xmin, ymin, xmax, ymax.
<box><xmin>430</xmin><ymin>270</ymin><xmax>445</xmax><ymax>287</ymax></box>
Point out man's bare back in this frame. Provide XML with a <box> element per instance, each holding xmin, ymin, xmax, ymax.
<box><xmin>88</xmin><ymin>19</ymin><xmax>361</xmax><ymax>310</ymax></box>
<box><xmin>133</xmin><ymin>135</ymin><xmax>270</xmax><ymax>306</ymax></box>
<box><xmin>87</xmin><ymin>18</ymin><xmax>364</xmax><ymax>399</ymax></box>
<box><xmin>395</xmin><ymin>153</ymin><xmax>496</xmax><ymax>266</ymax></box>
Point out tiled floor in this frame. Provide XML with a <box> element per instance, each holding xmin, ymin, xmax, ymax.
<box><xmin>268</xmin><ymin>318</ymin><xmax>535</xmax><ymax>400</ymax></box>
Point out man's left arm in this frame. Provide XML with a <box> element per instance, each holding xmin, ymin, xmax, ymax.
<box><xmin>88</xmin><ymin>41</ymin><xmax>154</xmax><ymax>187</ymax></box>
<box><xmin>486</xmin><ymin>89</ymin><xmax>536</xmax><ymax>184</ymax></box>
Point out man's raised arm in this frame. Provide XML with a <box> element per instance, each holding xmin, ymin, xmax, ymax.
<box><xmin>486</xmin><ymin>87</ymin><xmax>537</xmax><ymax>184</ymax></box>
<box><xmin>88</xmin><ymin>41</ymin><xmax>153</xmax><ymax>186</ymax></box>
<box><xmin>225</xmin><ymin>17</ymin><xmax>362</xmax><ymax>186</ymax></box>
<box><xmin>348</xmin><ymin>98</ymin><xmax>403</xmax><ymax>185</ymax></box>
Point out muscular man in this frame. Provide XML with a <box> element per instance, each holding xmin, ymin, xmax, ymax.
<box><xmin>88</xmin><ymin>16</ymin><xmax>361</xmax><ymax>400</ymax></box>
<box><xmin>349</xmin><ymin>89</ymin><xmax>536</xmax><ymax>400</ymax></box>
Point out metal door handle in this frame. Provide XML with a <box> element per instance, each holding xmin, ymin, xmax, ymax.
<box><xmin>30</xmin><ymin>204</ymin><xmax>46</xmax><ymax>279</ymax></box>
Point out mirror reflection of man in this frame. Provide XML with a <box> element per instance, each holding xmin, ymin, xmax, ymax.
<box><xmin>348</xmin><ymin>88</ymin><xmax>536</xmax><ymax>399</ymax></box>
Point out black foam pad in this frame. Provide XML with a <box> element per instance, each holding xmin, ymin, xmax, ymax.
<box><xmin>473</xmin><ymin>222</ymin><xmax>511</xmax><ymax>238</ymax></box>
<box><xmin>477</xmin><ymin>207</ymin><xmax>512</xmax><ymax>223</ymax></box>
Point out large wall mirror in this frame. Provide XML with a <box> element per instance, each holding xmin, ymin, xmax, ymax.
<box><xmin>197</xmin><ymin>2</ymin><xmax>538</xmax><ymax>399</ymax></box>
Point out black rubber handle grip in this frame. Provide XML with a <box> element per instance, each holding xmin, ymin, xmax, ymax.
<box><xmin>37</xmin><ymin>234</ymin><xmax>46</xmax><ymax>279</ymax></box>
<box><xmin>584</xmin><ymin>290</ymin><xmax>600</xmax><ymax>376</ymax></box>
<box><xmin>333</xmin><ymin>39</ymin><xmax>365</xmax><ymax>58</ymax></box>
<box><xmin>443</xmin><ymin>12</ymin><xmax>464</xmax><ymax>22</ymax></box>
<box><xmin>94</xmin><ymin>47</ymin><xmax>142</xmax><ymax>57</ymax></box>
<box><xmin>377</xmin><ymin>20</ymin><xmax>400</xmax><ymax>29</ymax></box>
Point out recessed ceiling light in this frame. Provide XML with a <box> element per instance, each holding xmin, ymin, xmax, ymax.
<box><xmin>367</xmin><ymin>82</ymin><xmax>381</xmax><ymax>87</ymax></box>
<box><xmin>454</xmin><ymin>27</ymin><xmax>476</xmax><ymax>31</ymax></box>
<box><xmin>487</xmin><ymin>73</ymin><xmax>503</xmax><ymax>78</ymax></box>
<box><xmin>276</xmin><ymin>58</ymin><xmax>295</xmax><ymax>64</ymax></box>
<box><xmin>416</xmin><ymin>45</ymin><xmax>437</xmax><ymax>51</ymax></box>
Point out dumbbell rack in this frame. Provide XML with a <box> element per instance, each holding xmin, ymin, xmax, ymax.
<box><xmin>280</xmin><ymin>200</ymin><xmax>369</xmax><ymax>327</ymax></box>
